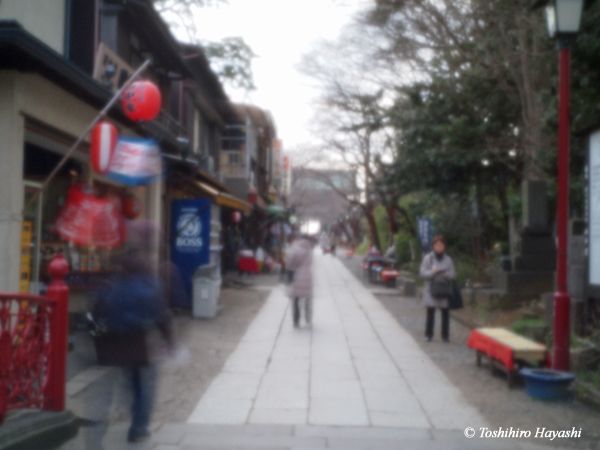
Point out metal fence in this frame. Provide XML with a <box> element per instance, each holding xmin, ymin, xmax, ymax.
<box><xmin>0</xmin><ymin>255</ymin><xmax>69</xmax><ymax>424</ymax></box>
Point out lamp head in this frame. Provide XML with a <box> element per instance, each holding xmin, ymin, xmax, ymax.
<box><xmin>543</xmin><ymin>0</ymin><xmax>584</xmax><ymax>39</ymax></box>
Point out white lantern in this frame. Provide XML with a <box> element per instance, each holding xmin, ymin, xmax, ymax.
<box><xmin>545</xmin><ymin>0</ymin><xmax>584</xmax><ymax>38</ymax></box>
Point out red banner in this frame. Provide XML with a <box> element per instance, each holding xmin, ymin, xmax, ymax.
<box><xmin>54</xmin><ymin>184</ymin><xmax>126</xmax><ymax>248</ymax></box>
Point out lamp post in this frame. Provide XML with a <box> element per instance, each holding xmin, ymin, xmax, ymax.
<box><xmin>543</xmin><ymin>0</ymin><xmax>584</xmax><ymax>371</ymax></box>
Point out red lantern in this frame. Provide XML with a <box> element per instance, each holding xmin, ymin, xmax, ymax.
<box><xmin>121</xmin><ymin>80</ymin><xmax>162</xmax><ymax>122</ymax></box>
<box><xmin>122</xmin><ymin>194</ymin><xmax>142</xmax><ymax>219</ymax></box>
<box><xmin>90</xmin><ymin>121</ymin><xmax>117</xmax><ymax>174</ymax></box>
<box><xmin>231</xmin><ymin>211</ymin><xmax>242</xmax><ymax>223</ymax></box>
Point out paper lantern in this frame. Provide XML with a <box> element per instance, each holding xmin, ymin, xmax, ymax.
<box><xmin>122</xmin><ymin>194</ymin><xmax>142</xmax><ymax>219</ymax></box>
<box><xmin>121</xmin><ymin>80</ymin><xmax>162</xmax><ymax>121</ymax></box>
<box><xmin>90</xmin><ymin>121</ymin><xmax>117</xmax><ymax>174</ymax></box>
<box><xmin>231</xmin><ymin>211</ymin><xmax>242</xmax><ymax>223</ymax></box>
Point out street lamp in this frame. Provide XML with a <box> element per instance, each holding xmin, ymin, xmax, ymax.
<box><xmin>541</xmin><ymin>0</ymin><xmax>584</xmax><ymax>371</ymax></box>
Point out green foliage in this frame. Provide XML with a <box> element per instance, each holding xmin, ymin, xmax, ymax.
<box><xmin>202</xmin><ymin>37</ymin><xmax>257</xmax><ymax>92</ymax></box>
<box><xmin>453</xmin><ymin>255</ymin><xmax>480</xmax><ymax>287</ymax></box>
<box><xmin>154</xmin><ymin>1</ymin><xmax>256</xmax><ymax>94</ymax></box>
<box><xmin>394</xmin><ymin>231</ymin><xmax>418</xmax><ymax>266</ymax></box>
<box><xmin>576</xmin><ymin>370</ymin><xmax>600</xmax><ymax>390</ymax></box>
<box><xmin>355</xmin><ymin>241</ymin><xmax>370</xmax><ymax>256</ymax></box>
<box><xmin>512</xmin><ymin>318</ymin><xmax>551</xmax><ymax>344</ymax></box>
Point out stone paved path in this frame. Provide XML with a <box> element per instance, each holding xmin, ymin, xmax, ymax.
<box><xmin>60</xmin><ymin>251</ymin><xmax>576</xmax><ymax>449</ymax></box>
<box><xmin>187</xmin><ymin>251</ymin><xmax>487</xmax><ymax>430</ymax></box>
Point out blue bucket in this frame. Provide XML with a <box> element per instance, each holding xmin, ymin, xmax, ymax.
<box><xmin>519</xmin><ymin>368</ymin><xmax>574</xmax><ymax>401</ymax></box>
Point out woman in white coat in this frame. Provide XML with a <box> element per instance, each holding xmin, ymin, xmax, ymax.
<box><xmin>285</xmin><ymin>235</ymin><xmax>314</xmax><ymax>327</ymax></box>
<box><xmin>419</xmin><ymin>235</ymin><xmax>455</xmax><ymax>342</ymax></box>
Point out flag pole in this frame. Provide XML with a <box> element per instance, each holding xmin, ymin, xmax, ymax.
<box><xmin>23</xmin><ymin>59</ymin><xmax>152</xmax><ymax>214</ymax></box>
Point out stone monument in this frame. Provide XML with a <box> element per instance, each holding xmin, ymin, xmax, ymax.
<box><xmin>491</xmin><ymin>180</ymin><xmax>556</xmax><ymax>306</ymax></box>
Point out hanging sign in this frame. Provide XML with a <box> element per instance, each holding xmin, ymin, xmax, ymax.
<box><xmin>54</xmin><ymin>184</ymin><xmax>126</xmax><ymax>248</ymax></box>
<box><xmin>417</xmin><ymin>217</ymin><xmax>433</xmax><ymax>252</ymax></box>
<box><xmin>107</xmin><ymin>137</ymin><xmax>163</xmax><ymax>186</ymax></box>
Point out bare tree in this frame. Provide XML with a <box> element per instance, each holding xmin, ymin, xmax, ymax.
<box><xmin>299</xmin><ymin>32</ymin><xmax>398</xmax><ymax>251</ymax></box>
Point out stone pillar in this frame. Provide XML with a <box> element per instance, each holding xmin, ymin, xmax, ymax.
<box><xmin>522</xmin><ymin>180</ymin><xmax>549</xmax><ymax>235</ymax></box>
<box><xmin>0</xmin><ymin>72</ymin><xmax>25</xmax><ymax>292</ymax></box>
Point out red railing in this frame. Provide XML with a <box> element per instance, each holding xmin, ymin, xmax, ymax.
<box><xmin>0</xmin><ymin>254</ymin><xmax>69</xmax><ymax>424</ymax></box>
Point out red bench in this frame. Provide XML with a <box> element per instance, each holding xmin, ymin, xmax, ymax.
<box><xmin>467</xmin><ymin>328</ymin><xmax>550</xmax><ymax>387</ymax></box>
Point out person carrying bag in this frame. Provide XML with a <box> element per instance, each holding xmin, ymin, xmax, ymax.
<box><xmin>419</xmin><ymin>235</ymin><xmax>456</xmax><ymax>342</ymax></box>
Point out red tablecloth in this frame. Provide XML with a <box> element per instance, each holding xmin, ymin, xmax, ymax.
<box><xmin>238</xmin><ymin>256</ymin><xmax>259</xmax><ymax>274</ymax></box>
<box><xmin>467</xmin><ymin>329</ymin><xmax>516</xmax><ymax>370</ymax></box>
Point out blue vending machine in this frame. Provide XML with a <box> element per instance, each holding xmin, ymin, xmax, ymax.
<box><xmin>171</xmin><ymin>198</ymin><xmax>211</xmax><ymax>308</ymax></box>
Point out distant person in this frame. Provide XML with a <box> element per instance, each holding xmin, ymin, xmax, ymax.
<box><xmin>285</xmin><ymin>234</ymin><xmax>314</xmax><ymax>327</ymax></box>
<box><xmin>93</xmin><ymin>220</ymin><xmax>173</xmax><ymax>443</ymax></box>
<box><xmin>330</xmin><ymin>233</ymin><xmax>338</xmax><ymax>256</ymax></box>
<box><xmin>365</xmin><ymin>244</ymin><xmax>383</xmax><ymax>283</ymax></box>
<box><xmin>319</xmin><ymin>232</ymin><xmax>330</xmax><ymax>254</ymax></box>
<box><xmin>383</xmin><ymin>241</ymin><xmax>397</xmax><ymax>266</ymax></box>
<box><xmin>419</xmin><ymin>235</ymin><xmax>455</xmax><ymax>342</ymax></box>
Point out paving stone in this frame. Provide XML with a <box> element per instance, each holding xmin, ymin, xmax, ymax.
<box><xmin>308</xmin><ymin>398</ymin><xmax>370</xmax><ymax>426</ymax></box>
<box><xmin>249</xmin><ymin>408</ymin><xmax>308</xmax><ymax>425</ymax></box>
<box><xmin>186</xmin><ymin>398</ymin><xmax>252</xmax><ymax>424</ymax></box>
<box><xmin>179</xmin><ymin>423</ymin><xmax>294</xmax><ymax>437</ymax></box>
<box><xmin>254</xmin><ymin>386</ymin><xmax>309</xmax><ymax>410</ymax></box>
<box><xmin>310</xmin><ymin>379</ymin><xmax>363</xmax><ymax>400</ymax></box>
<box><xmin>179</xmin><ymin>433</ymin><xmax>326</xmax><ymax>448</ymax></box>
<box><xmin>370</xmin><ymin>411</ymin><xmax>430</xmax><ymax>429</ymax></box>
<box><xmin>293</xmin><ymin>425</ymin><xmax>431</xmax><ymax>440</ymax></box>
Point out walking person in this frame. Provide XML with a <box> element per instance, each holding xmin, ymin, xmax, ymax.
<box><xmin>419</xmin><ymin>235</ymin><xmax>455</xmax><ymax>342</ymax></box>
<box><xmin>330</xmin><ymin>232</ymin><xmax>338</xmax><ymax>256</ymax></box>
<box><xmin>319</xmin><ymin>231</ymin><xmax>330</xmax><ymax>255</ymax></box>
<box><xmin>285</xmin><ymin>234</ymin><xmax>314</xmax><ymax>327</ymax></box>
<box><xmin>92</xmin><ymin>221</ymin><xmax>173</xmax><ymax>444</ymax></box>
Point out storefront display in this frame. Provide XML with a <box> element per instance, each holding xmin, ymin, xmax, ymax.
<box><xmin>23</xmin><ymin>142</ymin><xmax>150</xmax><ymax>299</ymax></box>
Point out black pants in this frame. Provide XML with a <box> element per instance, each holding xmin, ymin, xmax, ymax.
<box><xmin>425</xmin><ymin>307</ymin><xmax>449</xmax><ymax>340</ymax></box>
<box><xmin>293</xmin><ymin>297</ymin><xmax>312</xmax><ymax>325</ymax></box>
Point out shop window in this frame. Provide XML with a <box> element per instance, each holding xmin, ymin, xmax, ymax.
<box><xmin>65</xmin><ymin>0</ymin><xmax>97</xmax><ymax>74</ymax></box>
<box><xmin>23</xmin><ymin>143</ymin><xmax>83</xmax><ymax>293</ymax></box>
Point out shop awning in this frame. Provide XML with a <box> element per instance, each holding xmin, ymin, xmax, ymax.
<box><xmin>188</xmin><ymin>177</ymin><xmax>252</xmax><ymax>213</ymax></box>
<box><xmin>268</xmin><ymin>205</ymin><xmax>285</xmax><ymax>215</ymax></box>
<box><xmin>215</xmin><ymin>192</ymin><xmax>252</xmax><ymax>214</ymax></box>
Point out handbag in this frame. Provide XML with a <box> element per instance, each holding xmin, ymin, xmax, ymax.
<box><xmin>448</xmin><ymin>282</ymin><xmax>464</xmax><ymax>310</ymax></box>
<box><xmin>430</xmin><ymin>272</ymin><xmax>453</xmax><ymax>299</ymax></box>
<box><xmin>93</xmin><ymin>330</ymin><xmax>149</xmax><ymax>367</ymax></box>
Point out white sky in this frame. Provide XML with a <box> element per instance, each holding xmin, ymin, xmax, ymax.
<box><xmin>187</xmin><ymin>0</ymin><xmax>369</xmax><ymax>153</ymax></box>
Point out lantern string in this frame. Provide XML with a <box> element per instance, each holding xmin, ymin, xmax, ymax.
<box><xmin>22</xmin><ymin>59</ymin><xmax>152</xmax><ymax>215</ymax></box>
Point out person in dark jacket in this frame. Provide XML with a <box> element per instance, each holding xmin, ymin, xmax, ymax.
<box><xmin>94</xmin><ymin>220</ymin><xmax>172</xmax><ymax>443</ymax></box>
<box><xmin>419</xmin><ymin>235</ymin><xmax>455</xmax><ymax>342</ymax></box>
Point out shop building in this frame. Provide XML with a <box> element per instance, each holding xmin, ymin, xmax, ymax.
<box><xmin>0</xmin><ymin>0</ymin><xmax>250</xmax><ymax>310</ymax></box>
<box><xmin>219</xmin><ymin>104</ymin><xmax>286</xmax><ymax>269</ymax></box>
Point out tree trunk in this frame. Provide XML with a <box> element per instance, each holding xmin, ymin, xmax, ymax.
<box><xmin>364</xmin><ymin>203</ymin><xmax>382</xmax><ymax>251</ymax></box>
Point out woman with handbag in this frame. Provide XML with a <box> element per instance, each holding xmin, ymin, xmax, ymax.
<box><xmin>285</xmin><ymin>234</ymin><xmax>314</xmax><ymax>327</ymax></box>
<box><xmin>419</xmin><ymin>235</ymin><xmax>455</xmax><ymax>342</ymax></box>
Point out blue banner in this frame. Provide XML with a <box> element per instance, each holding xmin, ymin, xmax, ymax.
<box><xmin>171</xmin><ymin>199</ymin><xmax>211</xmax><ymax>308</ymax></box>
<box><xmin>417</xmin><ymin>218</ymin><xmax>433</xmax><ymax>253</ymax></box>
